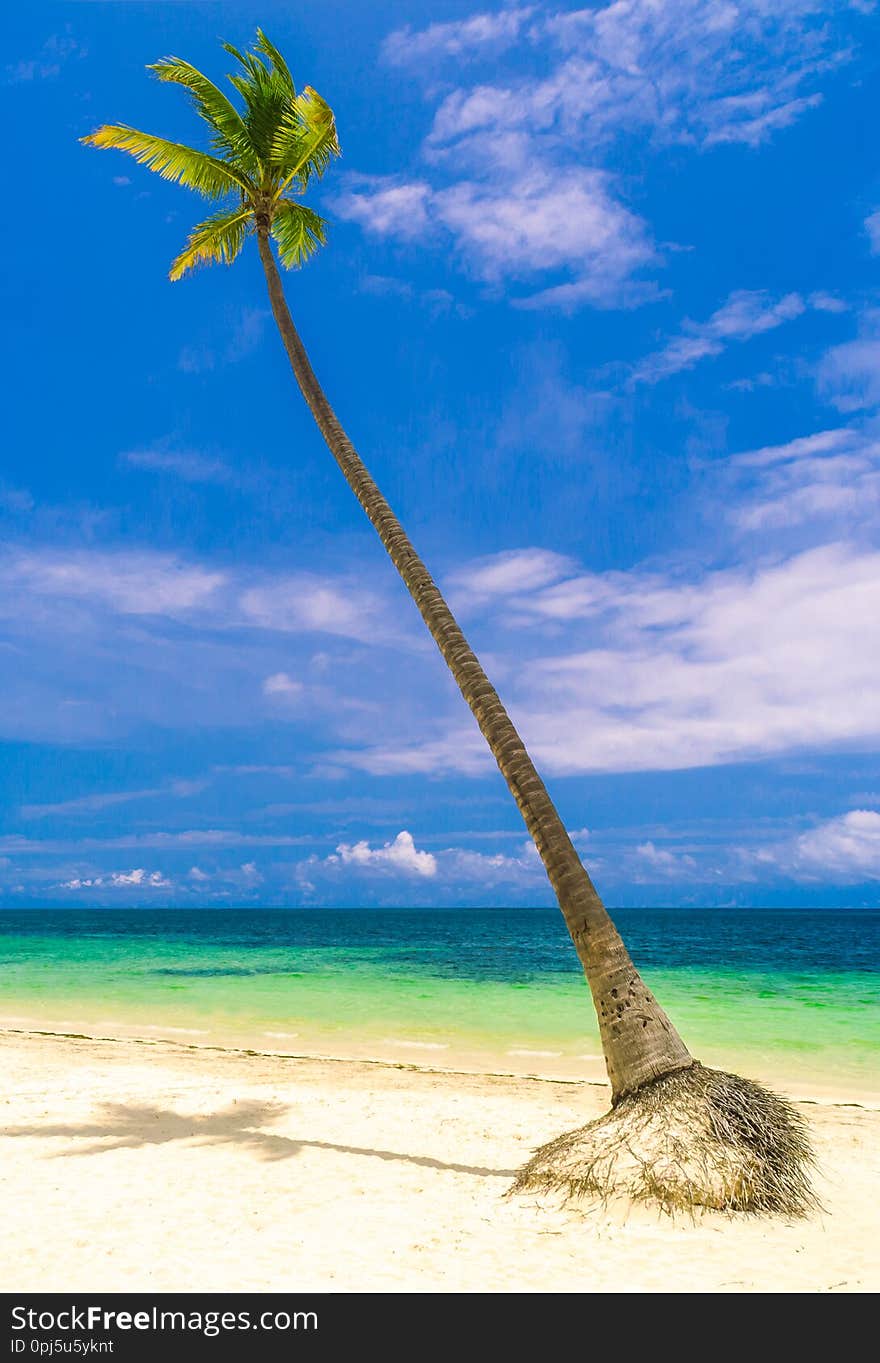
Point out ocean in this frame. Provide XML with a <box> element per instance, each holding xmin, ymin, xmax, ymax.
<box><xmin>2</xmin><ymin>906</ymin><xmax>878</xmax><ymax>1097</ymax></box>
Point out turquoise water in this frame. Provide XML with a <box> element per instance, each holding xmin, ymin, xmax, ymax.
<box><xmin>1</xmin><ymin>908</ymin><xmax>878</xmax><ymax>1096</ymax></box>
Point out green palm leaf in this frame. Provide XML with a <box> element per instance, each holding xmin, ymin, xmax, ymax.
<box><xmin>253</xmin><ymin>29</ymin><xmax>296</xmax><ymax>94</ymax></box>
<box><xmin>224</xmin><ymin>60</ymin><xmax>293</xmax><ymax>164</ymax></box>
<box><xmin>169</xmin><ymin>204</ymin><xmax>252</xmax><ymax>280</ymax></box>
<box><xmin>148</xmin><ymin>57</ymin><xmax>256</xmax><ymax>167</ymax></box>
<box><xmin>81</xmin><ymin>124</ymin><xmax>250</xmax><ymax>197</ymax></box>
<box><xmin>271</xmin><ymin>201</ymin><xmax>327</xmax><ymax>268</ymax></box>
<box><xmin>273</xmin><ymin>86</ymin><xmax>339</xmax><ymax>190</ymax></box>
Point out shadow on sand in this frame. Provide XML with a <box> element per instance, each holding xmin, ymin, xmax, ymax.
<box><xmin>5</xmin><ymin>1099</ymin><xmax>516</xmax><ymax>1178</ymax></box>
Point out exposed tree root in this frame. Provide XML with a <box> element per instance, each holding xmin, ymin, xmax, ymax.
<box><xmin>511</xmin><ymin>1062</ymin><xmax>817</xmax><ymax>1216</ymax></box>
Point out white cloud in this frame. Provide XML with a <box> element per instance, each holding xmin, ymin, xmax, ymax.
<box><xmin>262</xmin><ymin>672</ymin><xmax>303</xmax><ymax>698</ymax></box>
<box><xmin>437</xmin><ymin>166</ymin><xmax>653</xmax><ymax>303</ymax></box>
<box><xmin>343</xmin><ymin>539</ymin><xmax>880</xmax><ymax>777</ymax></box>
<box><xmin>59</xmin><ymin>868</ymin><xmax>171</xmax><ymax>890</ymax></box>
<box><xmin>704</xmin><ymin>290</ymin><xmax>807</xmax><ymax>338</ymax></box>
<box><xmin>240</xmin><ymin>574</ymin><xmax>391</xmax><ymax>643</ymax></box>
<box><xmin>21</xmin><ymin>780</ymin><xmax>207</xmax><ymax>819</ymax></box>
<box><xmin>299</xmin><ymin>832</ymin><xmax>565</xmax><ymax>891</ymax></box>
<box><xmin>1</xmin><ymin>546</ymin><xmax>412</xmax><ymax>650</ymax></box>
<box><xmin>335</xmin><ymin>178</ymin><xmax>433</xmax><ymax>240</ymax></box>
<box><xmin>121</xmin><ymin>447</ymin><xmax>229</xmax><ymax>484</ymax></box>
<box><xmin>2</xmin><ymin>550</ymin><xmax>224</xmax><ymax>616</ymax></box>
<box><xmin>183</xmin><ymin>862</ymin><xmax>262</xmax><ymax>889</ymax></box>
<box><xmin>760</xmin><ymin>809</ymin><xmax>880</xmax><ymax>880</ymax></box>
<box><xmin>633</xmin><ymin>841</ymin><xmax>698</xmax><ymax>881</ymax></box>
<box><xmin>441</xmin><ymin>840</ymin><xmax>549</xmax><ymax>888</ymax></box>
<box><xmin>0</xmin><ymin>540</ymin><xmax>433</xmax><ymax>747</ymax></box>
<box><xmin>337</xmin><ymin>164</ymin><xmax>655</xmax><ymax>309</ymax></box>
<box><xmin>727</xmin><ymin>427</ymin><xmax>880</xmax><ymax>531</ymax></box>
<box><xmin>334</xmin><ymin>830</ymin><xmax>437</xmax><ymax>878</ymax></box>
<box><xmin>345</xmin><ymin>3</ymin><xmax>866</xmax><ymax>311</ymax></box>
<box><xmin>729</xmin><ymin>427</ymin><xmax>859</xmax><ymax>468</ymax></box>
<box><xmin>809</xmin><ymin>290</ymin><xmax>848</xmax><ymax>314</ymax></box>
<box><xmin>447</xmin><ymin>547</ymin><xmax>574</xmax><ymax>607</ymax></box>
<box><xmin>631</xmin><ymin>289</ymin><xmax>807</xmax><ymax>384</ymax></box>
<box><xmin>3</xmin><ymin>831</ymin><xmax>315</xmax><ymax>855</ymax></box>
<box><xmin>335</xmin><ymin>731</ymin><xmax>491</xmax><ymax>778</ymax></box>
<box><xmin>817</xmin><ymin>314</ymin><xmax>880</xmax><ymax>410</ymax></box>
<box><xmin>425</xmin><ymin>1</ymin><xmax>852</xmax><ymax>150</ymax></box>
<box><xmin>382</xmin><ymin>9</ymin><xmax>533</xmax><ymax>66</ymax></box>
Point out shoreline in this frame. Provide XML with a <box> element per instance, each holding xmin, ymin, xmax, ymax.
<box><xmin>3</xmin><ymin>1019</ymin><xmax>878</xmax><ymax>1109</ymax></box>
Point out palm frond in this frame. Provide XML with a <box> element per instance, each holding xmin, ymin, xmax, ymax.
<box><xmin>273</xmin><ymin>86</ymin><xmax>339</xmax><ymax>190</ymax></box>
<box><xmin>254</xmin><ymin>30</ymin><xmax>295</xmax><ymax>94</ymax></box>
<box><xmin>148</xmin><ymin>56</ymin><xmax>256</xmax><ymax>166</ymax></box>
<box><xmin>81</xmin><ymin>124</ymin><xmax>250</xmax><ymax>197</ymax></box>
<box><xmin>224</xmin><ymin>52</ymin><xmax>295</xmax><ymax>166</ymax></box>
<box><xmin>169</xmin><ymin>204</ymin><xmax>252</xmax><ymax>280</ymax></box>
<box><xmin>222</xmin><ymin>41</ymin><xmax>267</xmax><ymax>78</ymax></box>
<box><xmin>271</xmin><ymin>201</ymin><xmax>327</xmax><ymax>268</ymax></box>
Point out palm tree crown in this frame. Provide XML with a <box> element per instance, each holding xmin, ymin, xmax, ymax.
<box><xmin>82</xmin><ymin>29</ymin><xmax>340</xmax><ymax>281</ymax></box>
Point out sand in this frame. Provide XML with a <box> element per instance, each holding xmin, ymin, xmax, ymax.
<box><xmin>1</xmin><ymin>1028</ymin><xmax>878</xmax><ymax>1293</ymax></box>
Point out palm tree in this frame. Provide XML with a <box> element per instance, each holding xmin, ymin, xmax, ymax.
<box><xmin>82</xmin><ymin>31</ymin><xmax>813</xmax><ymax>1213</ymax></box>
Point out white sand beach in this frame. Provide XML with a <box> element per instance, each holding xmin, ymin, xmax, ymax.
<box><xmin>2</xmin><ymin>1029</ymin><xmax>878</xmax><ymax>1293</ymax></box>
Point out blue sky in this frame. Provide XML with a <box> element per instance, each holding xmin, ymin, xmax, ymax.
<box><xmin>2</xmin><ymin>0</ymin><xmax>880</xmax><ymax>908</ymax></box>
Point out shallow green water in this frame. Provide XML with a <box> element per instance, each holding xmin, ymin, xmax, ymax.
<box><xmin>2</xmin><ymin>908</ymin><xmax>878</xmax><ymax>1095</ymax></box>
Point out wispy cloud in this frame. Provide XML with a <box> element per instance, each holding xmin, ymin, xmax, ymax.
<box><xmin>340</xmin><ymin>2</ymin><xmax>867</xmax><ymax>310</ymax></box>
<box><xmin>447</xmin><ymin>547</ymin><xmax>575</xmax><ymax>609</ymax></box>
<box><xmin>0</xmin><ymin>540</ymin><xmax>428</xmax><ymax>748</ymax></box>
<box><xmin>1</xmin><ymin>830</ymin><xmax>317</xmax><ymax>856</ymax></box>
<box><xmin>240</xmin><ymin>574</ymin><xmax>397</xmax><ymax>644</ymax></box>
<box><xmin>21</xmin><ymin>780</ymin><xmax>207</xmax><ymax>820</ymax></box>
<box><xmin>817</xmin><ymin>310</ymin><xmax>880</xmax><ymax>411</ymax></box>
<box><xmin>342</xmin><ymin>537</ymin><xmax>880</xmax><ymax>777</ymax></box>
<box><xmin>4</xmin><ymin>30</ymin><xmax>85</xmax><ymax>85</ymax></box>
<box><xmin>630</xmin><ymin>290</ymin><xmax>809</xmax><ymax>384</ymax></box>
<box><xmin>631</xmin><ymin>841</ymin><xmax>698</xmax><ymax>882</ymax></box>
<box><xmin>382</xmin><ymin>8</ymin><xmax>534</xmax><ymax>66</ymax></box>
<box><xmin>0</xmin><ymin>547</ymin><xmax>405</xmax><ymax>642</ymax></box>
<box><xmin>2</xmin><ymin>549</ymin><xmax>224</xmax><ymax>616</ymax></box>
<box><xmin>418</xmin><ymin>1</ymin><xmax>856</xmax><ymax>150</ymax></box>
<box><xmin>725</xmin><ymin>426</ymin><xmax>880</xmax><ymax>532</ymax></box>
<box><xmin>262</xmin><ymin>672</ymin><xmax>303</xmax><ymax>698</ymax></box>
<box><xmin>120</xmin><ymin>447</ymin><xmax>230</xmax><ymax>484</ymax></box>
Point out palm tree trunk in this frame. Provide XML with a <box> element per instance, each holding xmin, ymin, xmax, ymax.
<box><xmin>255</xmin><ymin>226</ymin><xmax>693</xmax><ymax>1101</ymax></box>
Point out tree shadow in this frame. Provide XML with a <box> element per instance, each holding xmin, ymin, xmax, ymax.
<box><xmin>5</xmin><ymin>1100</ymin><xmax>516</xmax><ymax>1178</ymax></box>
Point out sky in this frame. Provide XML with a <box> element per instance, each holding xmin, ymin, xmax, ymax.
<box><xmin>2</xmin><ymin>0</ymin><xmax>880</xmax><ymax>908</ymax></box>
